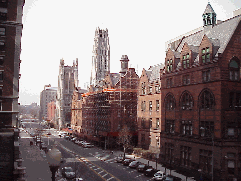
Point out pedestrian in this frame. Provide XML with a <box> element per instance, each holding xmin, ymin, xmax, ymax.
<box><xmin>111</xmin><ymin>151</ymin><xmax>113</xmax><ymax>154</ymax></box>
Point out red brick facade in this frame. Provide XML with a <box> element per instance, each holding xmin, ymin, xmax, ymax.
<box><xmin>160</xmin><ymin>5</ymin><xmax>241</xmax><ymax>181</ymax></box>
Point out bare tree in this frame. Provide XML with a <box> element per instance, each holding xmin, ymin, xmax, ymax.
<box><xmin>117</xmin><ymin>125</ymin><xmax>132</xmax><ymax>159</ymax></box>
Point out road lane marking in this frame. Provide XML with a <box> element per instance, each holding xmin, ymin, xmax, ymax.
<box><xmin>107</xmin><ymin>177</ymin><xmax>114</xmax><ymax>181</ymax></box>
<box><xmin>98</xmin><ymin>170</ymin><xmax>104</xmax><ymax>174</ymax></box>
<box><xmin>102</xmin><ymin>173</ymin><xmax>108</xmax><ymax>177</ymax></box>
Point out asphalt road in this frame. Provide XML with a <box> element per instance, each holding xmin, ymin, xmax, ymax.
<box><xmin>21</xmin><ymin>120</ymin><xmax>189</xmax><ymax>181</ymax></box>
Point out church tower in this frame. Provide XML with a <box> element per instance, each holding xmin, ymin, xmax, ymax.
<box><xmin>90</xmin><ymin>27</ymin><xmax>110</xmax><ymax>86</ymax></box>
<box><xmin>203</xmin><ymin>2</ymin><xmax>216</xmax><ymax>27</ymax></box>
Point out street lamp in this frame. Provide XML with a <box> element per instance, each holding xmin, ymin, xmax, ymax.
<box><xmin>47</xmin><ymin>145</ymin><xmax>62</xmax><ymax>181</ymax></box>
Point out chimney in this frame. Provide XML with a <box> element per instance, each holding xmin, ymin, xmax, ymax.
<box><xmin>119</xmin><ymin>55</ymin><xmax>129</xmax><ymax>76</ymax></box>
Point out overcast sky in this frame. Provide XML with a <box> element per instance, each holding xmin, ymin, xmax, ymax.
<box><xmin>19</xmin><ymin>0</ymin><xmax>241</xmax><ymax>105</ymax></box>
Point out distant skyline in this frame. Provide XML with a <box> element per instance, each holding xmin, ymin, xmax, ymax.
<box><xmin>19</xmin><ymin>0</ymin><xmax>241</xmax><ymax>105</ymax></box>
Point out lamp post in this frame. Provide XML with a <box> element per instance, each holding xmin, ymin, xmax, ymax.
<box><xmin>47</xmin><ymin>145</ymin><xmax>62</xmax><ymax>181</ymax></box>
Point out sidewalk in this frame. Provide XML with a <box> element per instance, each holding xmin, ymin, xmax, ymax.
<box><xmin>19</xmin><ymin>132</ymin><xmax>52</xmax><ymax>181</ymax></box>
<box><xmin>112</xmin><ymin>150</ymin><xmax>195</xmax><ymax>181</ymax></box>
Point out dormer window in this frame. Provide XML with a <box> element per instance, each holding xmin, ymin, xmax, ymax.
<box><xmin>183</xmin><ymin>54</ymin><xmax>190</xmax><ymax>69</ymax></box>
<box><xmin>202</xmin><ymin>47</ymin><xmax>210</xmax><ymax>63</ymax></box>
<box><xmin>167</xmin><ymin>59</ymin><xmax>173</xmax><ymax>72</ymax></box>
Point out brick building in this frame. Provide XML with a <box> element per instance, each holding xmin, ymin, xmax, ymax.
<box><xmin>71</xmin><ymin>87</ymin><xmax>87</xmax><ymax>136</ymax></box>
<box><xmin>74</xmin><ymin>55</ymin><xmax>139</xmax><ymax>149</ymax></box>
<box><xmin>137</xmin><ymin>64</ymin><xmax>164</xmax><ymax>152</ymax></box>
<box><xmin>39</xmin><ymin>84</ymin><xmax>57</xmax><ymax>121</ymax></box>
<box><xmin>160</xmin><ymin>3</ymin><xmax>241</xmax><ymax>180</ymax></box>
<box><xmin>0</xmin><ymin>0</ymin><xmax>25</xmax><ymax>180</ymax></box>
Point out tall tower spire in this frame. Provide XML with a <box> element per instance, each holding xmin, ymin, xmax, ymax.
<box><xmin>203</xmin><ymin>2</ymin><xmax>216</xmax><ymax>26</ymax></box>
<box><xmin>90</xmin><ymin>27</ymin><xmax>110</xmax><ymax>86</ymax></box>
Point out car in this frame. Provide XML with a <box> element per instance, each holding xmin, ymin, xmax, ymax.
<box><xmin>101</xmin><ymin>154</ymin><xmax>111</xmax><ymax>161</ymax></box>
<box><xmin>115</xmin><ymin>156</ymin><xmax>124</xmax><ymax>163</ymax></box>
<box><xmin>71</xmin><ymin>137</ymin><xmax>77</xmax><ymax>142</ymax></box>
<box><xmin>47</xmin><ymin>132</ymin><xmax>51</xmax><ymax>135</ymax></box>
<box><xmin>136</xmin><ymin>164</ymin><xmax>152</xmax><ymax>172</ymax></box>
<box><xmin>82</xmin><ymin>143</ymin><xmax>94</xmax><ymax>148</ymax></box>
<box><xmin>122</xmin><ymin>158</ymin><xmax>135</xmax><ymax>166</ymax></box>
<box><xmin>61</xmin><ymin>167</ymin><xmax>75</xmax><ymax>179</ymax></box>
<box><xmin>153</xmin><ymin>171</ymin><xmax>166</xmax><ymax>180</ymax></box>
<box><xmin>129</xmin><ymin>161</ymin><xmax>142</xmax><ymax>168</ymax></box>
<box><xmin>161</xmin><ymin>175</ymin><xmax>182</xmax><ymax>181</ymax></box>
<box><xmin>144</xmin><ymin>168</ymin><xmax>159</xmax><ymax>177</ymax></box>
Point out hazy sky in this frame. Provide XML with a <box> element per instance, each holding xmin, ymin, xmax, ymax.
<box><xmin>19</xmin><ymin>0</ymin><xmax>241</xmax><ymax>105</ymax></box>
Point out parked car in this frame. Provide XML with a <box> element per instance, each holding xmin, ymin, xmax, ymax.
<box><xmin>136</xmin><ymin>164</ymin><xmax>152</xmax><ymax>172</ymax></box>
<box><xmin>153</xmin><ymin>171</ymin><xmax>166</xmax><ymax>180</ymax></box>
<box><xmin>71</xmin><ymin>137</ymin><xmax>77</xmax><ymax>142</ymax></box>
<box><xmin>101</xmin><ymin>154</ymin><xmax>111</xmax><ymax>161</ymax></box>
<box><xmin>115</xmin><ymin>156</ymin><xmax>124</xmax><ymax>163</ymax></box>
<box><xmin>82</xmin><ymin>143</ymin><xmax>94</xmax><ymax>148</ymax></box>
<box><xmin>161</xmin><ymin>175</ymin><xmax>182</xmax><ymax>181</ymax></box>
<box><xmin>61</xmin><ymin>167</ymin><xmax>75</xmax><ymax>179</ymax></box>
<box><xmin>144</xmin><ymin>168</ymin><xmax>159</xmax><ymax>177</ymax></box>
<box><xmin>122</xmin><ymin>158</ymin><xmax>135</xmax><ymax>166</ymax></box>
<box><xmin>129</xmin><ymin>161</ymin><xmax>142</xmax><ymax>168</ymax></box>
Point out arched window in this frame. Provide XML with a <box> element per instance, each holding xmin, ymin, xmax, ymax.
<box><xmin>180</xmin><ymin>91</ymin><xmax>193</xmax><ymax>110</ymax></box>
<box><xmin>165</xmin><ymin>93</ymin><xmax>175</xmax><ymax>110</ymax></box>
<box><xmin>199</xmin><ymin>89</ymin><xmax>215</xmax><ymax>109</ymax></box>
<box><xmin>229</xmin><ymin>57</ymin><xmax>240</xmax><ymax>81</ymax></box>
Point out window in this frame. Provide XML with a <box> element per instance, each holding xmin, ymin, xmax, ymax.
<box><xmin>156</xmin><ymin>118</ymin><xmax>160</xmax><ymax>128</ymax></box>
<box><xmin>165</xmin><ymin>94</ymin><xmax>175</xmax><ymax>110</ymax></box>
<box><xmin>0</xmin><ymin>27</ymin><xmax>5</xmax><ymax>36</ymax></box>
<box><xmin>199</xmin><ymin>149</ymin><xmax>213</xmax><ymax>173</ymax></box>
<box><xmin>229</xmin><ymin>58</ymin><xmax>240</xmax><ymax>81</ymax></box>
<box><xmin>180</xmin><ymin>146</ymin><xmax>192</xmax><ymax>167</ymax></box>
<box><xmin>166</xmin><ymin>59</ymin><xmax>173</xmax><ymax>72</ymax></box>
<box><xmin>141</xmin><ymin>82</ymin><xmax>146</xmax><ymax>95</ymax></box>
<box><xmin>203</xmin><ymin>70</ymin><xmax>211</xmax><ymax>82</ymax></box>
<box><xmin>199</xmin><ymin>121</ymin><xmax>214</xmax><ymax>137</ymax></box>
<box><xmin>156</xmin><ymin>100</ymin><xmax>159</xmax><ymax>111</ymax></box>
<box><xmin>149</xmin><ymin>101</ymin><xmax>152</xmax><ymax>111</ymax></box>
<box><xmin>0</xmin><ymin>12</ymin><xmax>7</xmax><ymax>21</ymax></box>
<box><xmin>141</xmin><ymin>118</ymin><xmax>145</xmax><ymax>128</ymax></box>
<box><xmin>183</xmin><ymin>75</ymin><xmax>190</xmax><ymax>85</ymax></box>
<box><xmin>227</xmin><ymin>153</ymin><xmax>235</xmax><ymax>175</ymax></box>
<box><xmin>155</xmin><ymin>85</ymin><xmax>160</xmax><ymax>93</ymax></box>
<box><xmin>0</xmin><ymin>71</ymin><xmax>3</xmax><ymax>80</ymax></box>
<box><xmin>149</xmin><ymin>86</ymin><xmax>152</xmax><ymax>94</ymax></box>
<box><xmin>183</xmin><ymin>53</ymin><xmax>190</xmax><ymax>68</ymax></box>
<box><xmin>229</xmin><ymin>92</ymin><xmax>241</xmax><ymax>109</ymax></box>
<box><xmin>141</xmin><ymin>101</ymin><xmax>146</xmax><ymax>111</ymax></box>
<box><xmin>165</xmin><ymin>143</ymin><xmax>174</xmax><ymax>162</ymax></box>
<box><xmin>199</xmin><ymin>89</ymin><xmax>215</xmax><ymax>109</ymax></box>
<box><xmin>180</xmin><ymin>92</ymin><xmax>193</xmax><ymax>110</ymax></box>
<box><xmin>0</xmin><ymin>100</ymin><xmax>2</xmax><ymax>111</ymax></box>
<box><xmin>0</xmin><ymin>86</ymin><xmax>2</xmax><ymax>96</ymax></box>
<box><xmin>165</xmin><ymin>120</ymin><xmax>175</xmax><ymax>133</ymax></box>
<box><xmin>181</xmin><ymin>120</ymin><xmax>193</xmax><ymax>136</ymax></box>
<box><xmin>201</xmin><ymin>47</ymin><xmax>210</xmax><ymax>63</ymax></box>
<box><xmin>149</xmin><ymin>118</ymin><xmax>152</xmax><ymax>128</ymax></box>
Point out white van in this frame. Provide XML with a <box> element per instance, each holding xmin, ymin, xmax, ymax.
<box><xmin>153</xmin><ymin>171</ymin><xmax>166</xmax><ymax>180</ymax></box>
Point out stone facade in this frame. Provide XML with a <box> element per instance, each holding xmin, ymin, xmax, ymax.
<box><xmin>90</xmin><ymin>27</ymin><xmax>110</xmax><ymax>86</ymax></box>
<box><xmin>160</xmin><ymin>3</ymin><xmax>241</xmax><ymax>181</ymax></box>
<box><xmin>56</xmin><ymin>59</ymin><xmax>78</xmax><ymax>129</ymax></box>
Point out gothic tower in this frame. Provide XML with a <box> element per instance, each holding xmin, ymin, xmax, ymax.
<box><xmin>90</xmin><ymin>27</ymin><xmax>110</xmax><ymax>86</ymax></box>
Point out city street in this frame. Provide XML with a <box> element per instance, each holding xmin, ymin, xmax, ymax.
<box><xmin>19</xmin><ymin>120</ymin><xmax>194</xmax><ymax>181</ymax></box>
